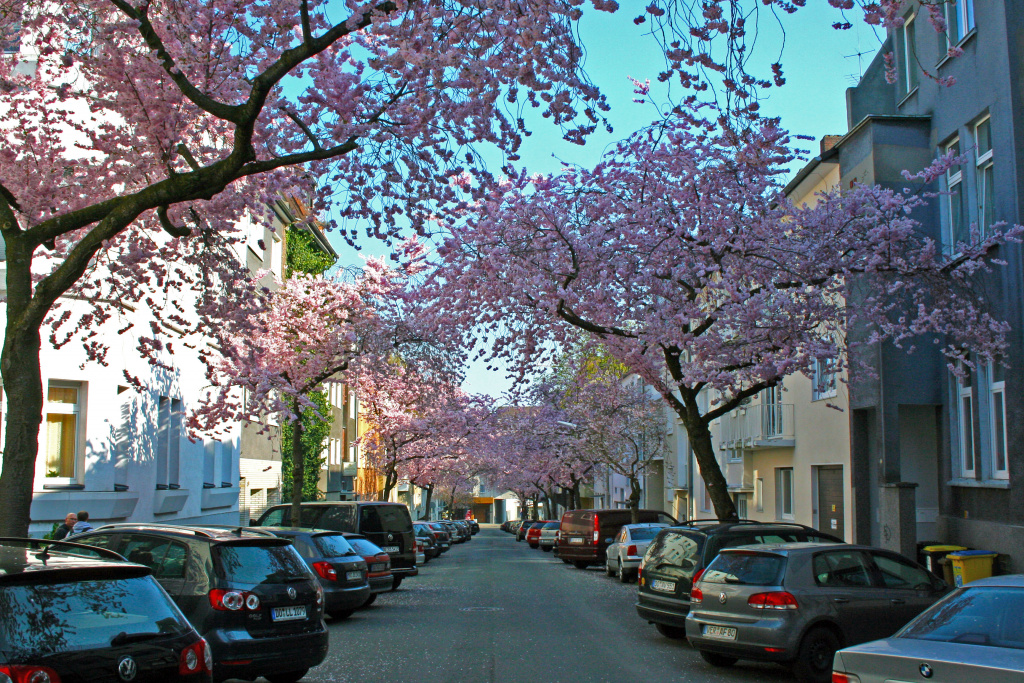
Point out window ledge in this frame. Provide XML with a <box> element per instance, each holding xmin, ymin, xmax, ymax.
<box><xmin>948</xmin><ymin>478</ymin><xmax>1010</xmax><ymax>490</ymax></box>
<box><xmin>897</xmin><ymin>86</ymin><xmax>919</xmax><ymax>109</ymax></box>
<box><xmin>937</xmin><ymin>28</ymin><xmax>978</xmax><ymax>69</ymax></box>
<box><xmin>41</xmin><ymin>483</ymin><xmax>85</xmax><ymax>491</ymax></box>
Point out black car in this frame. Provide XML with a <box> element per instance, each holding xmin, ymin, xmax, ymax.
<box><xmin>253</xmin><ymin>502</ymin><xmax>418</xmax><ymax>590</ymax></box>
<box><xmin>413</xmin><ymin>524</ymin><xmax>441</xmax><ymax>560</ymax></box>
<box><xmin>73</xmin><ymin>523</ymin><xmax>328</xmax><ymax>683</ymax></box>
<box><xmin>343</xmin><ymin>534</ymin><xmax>395</xmax><ymax>601</ymax></box>
<box><xmin>254</xmin><ymin>528</ymin><xmax>370</xmax><ymax>621</ymax></box>
<box><xmin>0</xmin><ymin>537</ymin><xmax>212</xmax><ymax>683</ymax></box>
<box><xmin>635</xmin><ymin>520</ymin><xmax>843</xmax><ymax>639</ymax></box>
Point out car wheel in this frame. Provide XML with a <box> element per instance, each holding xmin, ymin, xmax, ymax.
<box><xmin>390</xmin><ymin>577</ymin><xmax>403</xmax><ymax>591</ymax></box>
<box><xmin>265</xmin><ymin>669</ymin><xmax>309</xmax><ymax>683</ymax></box>
<box><xmin>655</xmin><ymin>623</ymin><xmax>687</xmax><ymax>640</ymax></box>
<box><xmin>617</xmin><ymin>560</ymin><xmax>630</xmax><ymax>583</ymax></box>
<box><xmin>605</xmin><ymin>560</ymin><xmax>615</xmax><ymax>576</ymax></box>
<box><xmin>542</xmin><ymin>546</ymin><xmax>552</xmax><ymax>552</ymax></box>
<box><xmin>362</xmin><ymin>593</ymin><xmax>377</xmax><ymax>608</ymax></box>
<box><xmin>573</xmin><ymin>560</ymin><xmax>589</xmax><ymax>569</ymax></box>
<box><xmin>328</xmin><ymin>608</ymin><xmax>354</xmax><ymax>620</ymax></box>
<box><xmin>699</xmin><ymin>651</ymin><xmax>737</xmax><ymax>668</ymax></box>
<box><xmin>562</xmin><ymin>558</ymin><xmax>572</xmax><ymax>564</ymax></box>
<box><xmin>792</xmin><ymin>627</ymin><xmax>841</xmax><ymax>683</ymax></box>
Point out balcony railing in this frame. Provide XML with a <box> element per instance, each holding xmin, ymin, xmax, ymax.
<box><xmin>720</xmin><ymin>403</ymin><xmax>795</xmax><ymax>450</ymax></box>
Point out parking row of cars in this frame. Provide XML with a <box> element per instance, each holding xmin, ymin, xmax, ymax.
<box><xmin>509</xmin><ymin>511</ymin><xmax>1024</xmax><ymax>683</ymax></box>
<box><xmin>0</xmin><ymin>503</ymin><xmax>479</xmax><ymax>683</ymax></box>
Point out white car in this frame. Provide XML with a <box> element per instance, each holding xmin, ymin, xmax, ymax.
<box><xmin>604</xmin><ymin>523</ymin><xmax>670</xmax><ymax>582</ymax></box>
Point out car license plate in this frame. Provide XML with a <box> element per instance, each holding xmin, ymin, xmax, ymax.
<box><xmin>382</xmin><ymin>546</ymin><xmax>399</xmax><ymax>553</ymax></box>
<box><xmin>346</xmin><ymin>571</ymin><xmax>362</xmax><ymax>581</ymax></box>
<box><xmin>569</xmin><ymin>537</ymin><xmax>584</xmax><ymax>544</ymax></box>
<box><xmin>272</xmin><ymin>605</ymin><xmax>306</xmax><ymax>622</ymax></box>
<box><xmin>703</xmin><ymin>625</ymin><xmax>737</xmax><ymax>640</ymax></box>
<box><xmin>651</xmin><ymin>579</ymin><xmax>676</xmax><ymax>593</ymax></box>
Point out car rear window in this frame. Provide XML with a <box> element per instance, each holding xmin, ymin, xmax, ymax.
<box><xmin>628</xmin><ymin>526</ymin><xmax>663</xmax><ymax>541</ymax></box>
<box><xmin>214</xmin><ymin>543</ymin><xmax>308</xmax><ymax>584</ymax></box>
<box><xmin>359</xmin><ymin>505</ymin><xmax>412</xmax><ymax>534</ymax></box>
<box><xmin>702</xmin><ymin>552</ymin><xmax>787</xmax><ymax>586</ymax></box>
<box><xmin>346</xmin><ymin>537</ymin><xmax>384</xmax><ymax>556</ymax></box>
<box><xmin>706</xmin><ymin>531</ymin><xmax>839</xmax><ymax>557</ymax></box>
<box><xmin>312</xmin><ymin>534</ymin><xmax>357</xmax><ymax>558</ymax></box>
<box><xmin>543</xmin><ymin>522</ymin><xmax>560</xmax><ymax>530</ymax></box>
<box><xmin>899</xmin><ymin>586</ymin><xmax>1024</xmax><ymax>649</ymax></box>
<box><xmin>0</xmin><ymin>576</ymin><xmax>188</xmax><ymax>658</ymax></box>
<box><xmin>643</xmin><ymin>530</ymin><xmax>704</xmax><ymax>580</ymax></box>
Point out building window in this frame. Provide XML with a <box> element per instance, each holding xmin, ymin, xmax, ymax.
<box><xmin>974</xmin><ymin>117</ymin><xmax>994</xmax><ymax>236</ymax></box>
<box><xmin>775</xmin><ymin>468</ymin><xmax>794</xmax><ymax>520</ymax></box>
<box><xmin>989</xmin><ymin>362</ymin><xmax>1008</xmax><ymax>480</ymax></box>
<box><xmin>895</xmin><ymin>13</ymin><xmax>918</xmax><ymax>98</ymax></box>
<box><xmin>955</xmin><ymin>364</ymin><xmax>975</xmax><ymax>478</ymax></box>
<box><xmin>1</xmin><ymin>14</ymin><xmax>20</xmax><ymax>54</ymax></box>
<box><xmin>700</xmin><ymin>482</ymin><xmax>712</xmax><ymax>514</ymax></box>
<box><xmin>944</xmin><ymin>137</ymin><xmax>967</xmax><ymax>250</ymax></box>
<box><xmin>944</xmin><ymin>0</ymin><xmax>975</xmax><ymax>46</ymax></box>
<box><xmin>45</xmin><ymin>382</ymin><xmax>83</xmax><ymax>479</ymax></box>
<box><xmin>156</xmin><ymin>396</ymin><xmax>182</xmax><ymax>489</ymax></box>
<box><xmin>754</xmin><ymin>477</ymin><xmax>764</xmax><ymax>512</ymax></box>
<box><xmin>203</xmin><ymin>441</ymin><xmax>216</xmax><ymax>488</ymax></box>
<box><xmin>812</xmin><ymin>358</ymin><xmax>837</xmax><ymax>401</ymax></box>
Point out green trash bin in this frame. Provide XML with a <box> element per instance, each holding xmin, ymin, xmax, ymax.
<box><xmin>946</xmin><ymin>550</ymin><xmax>999</xmax><ymax>587</ymax></box>
<box><xmin>921</xmin><ymin>545</ymin><xmax>966</xmax><ymax>584</ymax></box>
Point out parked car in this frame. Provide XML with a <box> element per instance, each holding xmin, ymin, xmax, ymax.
<box><xmin>558</xmin><ymin>509</ymin><xmax>677</xmax><ymax>569</ymax></box>
<box><xmin>685</xmin><ymin>543</ymin><xmax>949</xmax><ymax>683</ymax></box>
<box><xmin>421</xmin><ymin>522</ymin><xmax>452</xmax><ymax>552</ymax></box>
<box><xmin>73</xmin><ymin>523</ymin><xmax>328</xmax><ymax>683</ymax></box>
<box><xmin>516</xmin><ymin>520</ymin><xmax>539</xmax><ymax>542</ymax></box>
<box><xmin>538</xmin><ymin>521</ymin><xmax>560</xmax><ymax>552</ymax></box>
<box><xmin>253</xmin><ymin>528</ymin><xmax>370</xmax><ymax>621</ymax></box>
<box><xmin>343</xmin><ymin>534</ymin><xmax>394</xmax><ymax>603</ymax></box>
<box><xmin>832</xmin><ymin>574</ymin><xmax>1024</xmax><ymax>683</ymax></box>
<box><xmin>454</xmin><ymin>520</ymin><xmax>473</xmax><ymax>541</ymax></box>
<box><xmin>526</xmin><ymin>521</ymin><xmax>553</xmax><ymax>548</ymax></box>
<box><xmin>413</xmin><ymin>523</ymin><xmax>441</xmax><ymax>560</ymax></box>
<box><xmin>636</xmin><ymin>520</ymin><xmax>842</xmax><ymax>640</ymax></box>
<box><xmin>468</xmin><ymin>519</ymin><xmax>480</xmax><ymax>534</ymax></box>
<box><xmin>253</xmin><ymin>501</ymin><xmax>418</xmax><ymax>590</ymax></box>
<box><xmin>604</xmin><ymin>522</ymin><xmax>670</xmax><ymax>582</ymax></box>
<box><xmin>440</xmin><ymin>520</ymin><xmax>468</xmax><ymax>543</ymax></box>
<box><xmin>0</xmin><ymin>537</ymin><xmax>213</xmax><ymax>683</ymax></box>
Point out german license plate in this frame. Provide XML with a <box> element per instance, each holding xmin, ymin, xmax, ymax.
<box><xmin>651</xmin><ymin>579</ymin><xmax>676</xmax><ymax>593</ymax></box>
<box><xmin>346</xmin><ymin>571</ymin><xmax>362</xmax><ymax>581</ymax></box>
<box><xmin>703</xmin><ymin>625</ymin><xmax>737</xmax><ymax>640</ymax></box>
<box><xmin>382</xmin><ymin>546</ymin><xmax>399</xmax><ymax>553</ymax></box>
<box><xmin>272</xmin><ymin>605</ymin><xmax>306</xmax><ymax>622</ymax></box>
<box><xmin>569</xmin><ymin>537</ymin><xmax>584</xmax><ymax>544</ymax></box>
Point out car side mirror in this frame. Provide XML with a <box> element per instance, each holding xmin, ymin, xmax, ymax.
<box><xmin>249</xmin><ymin>519</ymin><xmax>258</xmax><ymax>526</ymax></box>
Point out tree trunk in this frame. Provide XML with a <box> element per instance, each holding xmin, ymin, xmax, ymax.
<box><xmin>628</xmin><ymin>476</ymin><xmax>642</xmax><ymax>524</ymax></box>
<box><xmin>420</xmin><ymin>484</ymin><xmax>433</xmax><ymax>520</ymax></box>
<box><xmin>572</xmin><ymin>480</ymin><xmax>582</xmax><ymax>510</ymax></box>
<box><xmin>289</xmin><ymin>402</ymin><xmax>304</xmax><ymax>527</ymax></box>
<box><xmin>0</xmin><ymin>322</ymin><xmax>44</xmax><ymax>537</ymax></box>
<box><xmin>685</xmin><ymin>417</ymin><xmax>738</xmax><ymax>522</ymax></box>
<box><xmin>381</xmin><ymin>465</ymin><xmax>398</xmax><ymax>501</ymax></box>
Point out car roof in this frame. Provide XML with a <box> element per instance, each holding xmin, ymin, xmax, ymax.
<box><xmin>0</xmin><ymin>539</ymin><xmax>145</xmax><ymax>582</ymax></box>
<box><xmin>959</xmin><ymin>574</ymin><xmax>1024</xmax><ymax>588</ymax></box>
<box><xmin>256</xmin><ymin>527</ymin><xmax>346</xmax><ymax>538</ymax></box>
<box><xmin>662</xmin><ymin>520</ymin><xmax>839</xmax><ymax>537</ymax></box>
<box><xmin>718</xmin><ymin>541</ymin><xmax>849</xmax><ymax>554</ymax></box>
<box><xmin>88</xmin><ymin>522</ymin><xmax>288</xmax><ymax>542</ymax></box>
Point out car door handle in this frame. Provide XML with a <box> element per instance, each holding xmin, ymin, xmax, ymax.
<box><xmin>833</xmin><ymin>598</ymin><xmax>849</xmax><ymax>604</ymax></box>
<box><xmin>890</xmin><ymin>599</ymin><xmax>906</xmax><ymax>606</ymax></box>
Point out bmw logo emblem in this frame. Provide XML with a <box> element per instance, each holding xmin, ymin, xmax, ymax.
<box><xmin>117</xmin><ymin>656</ymin><xmax>137</xmax><ymax>682</ymax></box>
<box><xmin>919</xmin><ymin>663</ymin><xmax>933</xmax><ymax>678</ymax></box>
<box><xmin>287</xmin><ymin>587</ymin><xmax>297</xmax><ymax>599</ymax></box>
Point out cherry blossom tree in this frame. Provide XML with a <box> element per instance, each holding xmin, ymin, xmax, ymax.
<box><xmin>431</xmin><ymin>111</ymin><xmax>1022</xmax><ymax>522</ymax></box>
<box><xmin>0</xmin><ymin>0</ymin><xmax>615</xmax><ymax>535</ymax></box>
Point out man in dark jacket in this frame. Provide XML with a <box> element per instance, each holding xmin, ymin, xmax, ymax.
<box><xmin>53</xmin><ymin>512</ymin><xmax>78</xmax><ymax>540</ymax></box>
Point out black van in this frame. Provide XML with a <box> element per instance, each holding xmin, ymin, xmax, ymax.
<box><xmin>253</xmin><ymin>502</ymin><xmax>418</xmax><ymax>589</ymax></box>
<box><xmin>557</xmin><ymin>509</ymin><xmax>677</xmax><ymax>569</ymax></box>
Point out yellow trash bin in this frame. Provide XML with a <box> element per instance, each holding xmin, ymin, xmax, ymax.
<box><xmin>946</xmin><ymin>550</ymin><xmax>998</xmax><ymax>587</ymax></box>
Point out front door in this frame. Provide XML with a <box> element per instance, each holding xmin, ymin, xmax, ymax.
<box><xmin>817</xmin><ymin>466</ymin><xmax>844</xmax><ymax>540</ymax></box>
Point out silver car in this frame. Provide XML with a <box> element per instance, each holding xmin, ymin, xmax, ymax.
<box><xmin>604</xmin><ymin>523</ymin><xmax>669</xmax><ymax>582</ymax></box>
<box><xmin>685</xmin><ymin>543</ymin><xmax>948</xmax><ymax>683</ymax></box>
<box><xmin>538</xmin><ymin>521</ymin><xmax>560</xmax><ymax>552</ymax></box>
<box><xmin>832</xmin><ymin>574</ymin><xmax>1024</xmax><ymax>683</ymax></box>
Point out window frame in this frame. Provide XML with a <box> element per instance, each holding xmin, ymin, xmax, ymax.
<box><xmin>43</xmin><ymin>381</ymin><xmax>85</xmax><ymax>482</ymax></box>
<box><xmin>811</xmin><ymin>357</ymin><xmax>838</xmax><ymax>401</ymax></box>
<box><xmin>944</xmin><ymin>136</ymin><xmax>966</xmax><ymax>251</ymax></box>
<box><xmin>775</xmin><ymin>467</ymin><xmax>795</xmax><ymax>521</ymax></box>
<box><xmin>974</xmin><ymin>116</ymin><xmax>994</xmax><ymax>237</ymax></box>
<box><xmin>989</xmin><ymin>361</ymin><xmax>1008</xmax><ymax>480</ymax></box>
<box><xmin>944</xmin><ymin>0</ymin><xmax>975</xmax><ymax>48</ymax></box>
<box><xmin>895</xmin><ymin>12</ymin><xmax>919</xmax><ymax>99</ymax></box>
<box><xmin>955</xmin><ymin>363</ymin><xmax>976</xmax><ymax>478</ymax></box>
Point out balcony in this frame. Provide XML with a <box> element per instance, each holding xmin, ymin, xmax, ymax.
<box><xmin>720</xmin><ymin>404</ymin><xmax>795</xmax><ymax>450</ymax></box>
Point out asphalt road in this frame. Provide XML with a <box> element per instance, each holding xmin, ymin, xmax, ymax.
<box><xmin>290</xmin><ymin>525</ymin><xmax>799</xmax><ymax>683</ymax></box>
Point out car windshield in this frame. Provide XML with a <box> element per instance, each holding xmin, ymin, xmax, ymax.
<box><xmin>214</xmin><ymin>543</ymin><xmax>309</xmax><ymax>584</ymax></box>
<box><xmin>0</xmin><ymin>576</ymin><xmax>188</xmax><ymax>659</ymax></box>
<box><xmin>347</xmin><ymin>538</ymin><xmax>384</xmax><ymax>556</ymax></box>
<box><xmin>312</xmin><ymin>534</ymin><xmax>357</xmax><ymax>558</ymax></box>
<box><xmin>701</xmin><ymin>552</ymin><xmax>787</xmax><ymax>586</ymax></box>
<box><xmin>899</xmin><ymin>586</ymin><xmax>1024</xmax><ymax>649</ymax></box>
<box><xmin>643</xmin><ymin>531</ymin><xmax>704</xmax><ymax>580</ymax></box>
<box><xmin>627</xmin><ymin>526</ymin><xmax>664</xmax><ymax>541</ymax></box>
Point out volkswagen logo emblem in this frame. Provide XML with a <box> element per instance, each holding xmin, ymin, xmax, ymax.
<box><xmin>718</xmin><ymin>592</ymin><xmax>727</xmax><ymax>605</ymax></box>
<box><xmin>287</xmin><ymin>587</ymin><xmax>297</xmax><ymax>599</ymax></box>
<box><xmin>388</xmin><ymin>533</ymin><xmax>394</xmax><ymax>541</ymax></box>
<box><xmin>117</xmin><ymin>656</ymin><xmax>137</xmax><ymax>682</ymax></box>
<box><xmin>919</xmin><ymin>663</ymin><xmax>934</xmax><ymax>679</ymax></box>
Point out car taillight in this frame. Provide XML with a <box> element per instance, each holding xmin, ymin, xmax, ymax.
<box><xmin>748</xmin><ymin>591</ymin><xmax>799</xmax><ymax>610</ymax></box>
<box><xmin>315</xmin><ymin>584</ymin><xmax>324</xmax><ymax>607</ymax></box>
<box><xmin>832</xmin><ymin>674</ymin><xmax>860</xmax><ymax>683</ymax></box>
<box><xmin>593</xmin><ymin>514</ymin><xmax>599</xmax><ymax>543</ymax></box>
<box><xmin>179</xmin><ymin>638</ymin><xmax>213</xmax><ymax>676</ymax></box>
<box><xmin>627</xmin><ymin>545</ymin><xmax>637</xmax><ymax>557</ymax></box>
<box><xmin>312</xmin><ymin>561</ymin><xmax>338</xmax><ymax>581</ymax></box>
<box><xmin>208</xmin><ymin>589</ymin><xmax>261</xmax><ymax>611</ymax></box>
<box><xmin>690</xmin><ymin>586</ymin><xmax>703</xmax><ymax>604</ymax></box>
<box><xmin>637</xmin><ymin>562</ymin><xmax>643</xmax><ymax>581</ymax></box>
<box><xmin>0</xmin><ymin>666</ymin><xmax>62</xmax><ymax>683</ymax></box>
<box><xmin>692</xmin><ymin>568</ymin><xmax>705</xmax><ymax>584</ymax></box>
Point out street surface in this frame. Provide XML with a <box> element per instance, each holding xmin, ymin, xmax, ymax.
<box><xmin>298</xmin><ymin>526</ymin><xmax>797</xmax><ymax>683</ymax></box>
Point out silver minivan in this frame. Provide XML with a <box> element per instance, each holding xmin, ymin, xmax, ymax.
<box><xmin>685</xmin><ymin>543</ymin><xmax>949</xmax><ymax>683</ymax></box>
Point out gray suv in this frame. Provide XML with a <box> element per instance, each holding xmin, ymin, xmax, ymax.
<box><xmin>685</xmin><ymin>543</ymin><xmax>949</xmax><ymax>683</ymax></box>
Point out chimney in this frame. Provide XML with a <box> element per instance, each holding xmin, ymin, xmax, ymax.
<box><xmin>820</xmin><ymin>135</ymin><xmax>843</xmax><ymax>154</ymax></box>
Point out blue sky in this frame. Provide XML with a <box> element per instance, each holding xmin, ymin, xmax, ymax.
<box><xmin>323</xmin><ymin>5</ymin><xmax>881</xmax><ymax>398</ymax></box>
